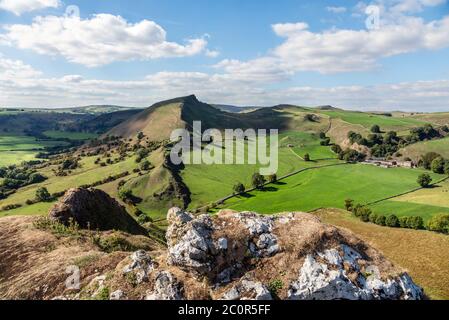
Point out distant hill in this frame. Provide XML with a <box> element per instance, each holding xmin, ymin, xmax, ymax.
<box><xmin>106</xmin><ymin>95</ymin><xmax>329</xmax><ymax>141</ymax></box>
<box><xmin>211</xmin><ymin>104</ymin><xmax>260</xmax><ymax>113</ymax></box>
<box><xmin>73</xmin><ymin>109</ymin><xmax>144</xmax><ymax>134</ymax></box>
<box><xmin>34</xmin><ymin>105</ymin><xmax>136</xmax><ymax>115</ymax></box>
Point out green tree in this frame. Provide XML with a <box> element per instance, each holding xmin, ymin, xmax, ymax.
<box><xmin>369</xmin><ymin>213</ymin><xmax>378</xmax><ymax>223</ymax></box>
<box><xmin>420</xmin><ymin>152</ymin><xmax>441</xmax><ymax>170</ymax></box>
<box><xmin>140</xmin><ymin>160</ymin><xmax>152</xmax><ymax>171</ymax></box>
<box><xmin>375</xmin><ymin>215</ymin><xmax>386</xmax><ymax>226</ymax></box>
<box><xmin>417</xmin><ymin>173</ymin><xmax>432</xmax><ymax>188</ymax></box>
<box><xmin>426</xmin><ymin>214</ymin><xmax>449</xmax><ymax>234</ymax></box>
<box><xmin>319</xmin><ymin>132</ymin><xmax>326</xmax><ymax>139</ymax></box>
<box><xmin>344</xmin><ymin>199</ymin><xmax>354</xmax><ymax>211</ymax></box>
<box><xmin>408</xmin><ymin>216</ymin><xmax>424</xmax><ymax>230</ymax></box>
<box><xmin>233</xmin><ymin>182</ymin><xmax>245</xmax><ymax>195</ymax></box>
<box><xmin>268</xmin><ymin>174</ymin><xmax>277</xmax><ymax>183</ymax></box>
<box><xmin>386</xmin><ymin>214</ymin><xmax>399</xmax><ymax>227</ymax></box>
<box><xmin>431</xmin><ymin>157</ymin><xmax>445</xmax><ymax>174</ymax></box>
<box><xmin>371</xmin><ymin>124</ymin><xmax>381</xmax><ymax>133</ymax></box>
<box><xmin>304</xmin><ymin>153</ymin><xmax>311</xmax><ymax>162</ymax></box>
<box><xmin>251</xmin><ymin>173</ymin><xmax>266</xmax><ymax>189</ymax></box>
<box><xmin>36</xmin><ymin>187</ymin><xmax>52</xmax><ymax>202</ymax></box>
<box><xmin>137</xmin><ymin>132</ymin><xmax>145</xmax><ymax>140</ymax></box>
<box><xmin>399</xmin><ymin>216</ymin><xmax>409</xmax><ymax>228</ymax></box>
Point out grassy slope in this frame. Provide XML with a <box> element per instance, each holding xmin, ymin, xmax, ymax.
<box><xmin>42</xmin><ymin>130</ymin><xmax>98</xmax><ymax>140</ymax></box>
<box><xmin>220</xmin><ymin>164</ymin><xmax>443</xmax><ymax>216</ymax></box>
<box><xmin>399</xmin><ymin>137</ymin><xmax>449</xmax><ymax>161</ymax></box>
<box><xmin>315</xmin><ymin>209</ymin><xmax>449</xmax><ymax>300</ymax></box>
<box><xmin>0</xmin><ymin>154</ymin><xmax>140</xmax><ymax>217</ymax></box>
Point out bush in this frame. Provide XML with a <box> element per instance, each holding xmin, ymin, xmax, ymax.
<box><xmin>267</xmin><ymin>279</ymin><xmax>284</xmax><ymax>298</ymax></box>
<box><xmin>36</xmin><ymin>187</ymin><xmax>52</xmax><ymax>202</ymax></box>
<box><xmin>399</xmin><ymin>216</ymin><xmax>409</xmax><ymax>228</ymax></box>
<box><xmin>386</xmin><ymin>214</ymin><xmax>399</xmax><ymax>227</ymax></box>
<box><xmin>137</xmin><ymin>214</ymin><xmax>152</xmax><ymax>224</ymax></box>
<box><xmin>233</xmin><ymin>182</ymin><xmax>245</xmax><ymax>195</ymax></box>
<box><xmin>369</xmin><ymin>213</ymin><xmax>378</xmax><ymax>223</ymax></box>
<box><xmin>268</xmin><ymin>174</ymin><xmax>277</xmax><ymax>183</ymax></box>
<box><xmin>431</xmin><ymin>157</ymin><xmax>446</xmax><ymax>174</ymax></box>
<box><xmin>251</xmin><ymin>173</ymin><xmax>266</xmax><ymax>189</ymax></box>
<box><xmin>375</xmin><ymin>215</ymin><xmax>386</xmax><ymax>226</ymax></box>
<box><xmin>407</xmin><ymin>216</ymin><xmax>424</xmax><ymax>230</ymax></box>
<box><xmin>344</xmin><ymin>199</ymin><xmax>354</xmax><ymax>211</ymax></box>
<box><xmin>371</xmin><ymin>125</ymin><xmax>381</xmax><ymax>133</ymax></box>
<box><xmin>426</xmin><ymin>214</ymin><xmax>449</xmax><ymax>234</ymax></box>
<box><xmin>417</xmin><ymin>174</ymin><xmax>432</xmax><ymax>188</ymax></box>
<box><xmin>304</xmin><ymin>153</ymin><xmax>311</xmax><ymax>162</ymax></box>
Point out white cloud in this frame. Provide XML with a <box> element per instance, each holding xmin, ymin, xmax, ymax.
<box><xmin>0</xmin><ymin>14</ymin><xmax>209</xmax><ymax>67</ymax></box>
<box><xmin>326</xmin><ymin>6</ymin><xmax>347</xmax><ymax>14</ymax></box>
<box><xmin>0</xmin><ymin>0</ymin><xmax>59</xmax><ymax>15</ymax></box>
<box><xmin>1</xmin><ymin>56</ymin><xmax>448</xmax><ymax>111</ymax></box>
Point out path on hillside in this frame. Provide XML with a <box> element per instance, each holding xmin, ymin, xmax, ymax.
<box><xmin>288</xmin><ymin>147</ymin><xmax>304</xmax><ymax>160</ymax></box>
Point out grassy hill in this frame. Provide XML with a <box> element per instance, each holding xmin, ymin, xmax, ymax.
<box><xmin>399</xmin><ymin>136</ymin><xmax>449</xmax><ymax>161</ymax></box>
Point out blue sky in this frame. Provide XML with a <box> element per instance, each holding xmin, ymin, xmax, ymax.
<box><xmin>0</xmin><ymin>0</ymin><xmax>448</xmax><ymax>111</ymax></box>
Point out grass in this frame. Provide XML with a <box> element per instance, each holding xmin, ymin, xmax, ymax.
<box><xmin>0</xmin><ymin>154</ymin><xmax>140</xmax><ymax>216</ymax></box>
<box><xmin>314</xmin><ymin>208</ymin><xmax>449</xmax><ymax>300</ymax></box>
<box><xmin>0</xmin><ymin>135</ymin><xmax>69</xmax><ymax>166</ymax></box>
<box><xmin>43</xmin><ymin>130</ymin><xmax>98</xmax><ymax>140</ymax></box>
<box><xmin>320</xmin><ymin>110</ymin><xmax>428</xmax><ymax>131</ymax></box>
<box><xmin>182</xmin><ymin>133</ymin><xmax>339</xmax><ymax>210</ymax></box>
<box><xmin>219</xmin><ymin>164</ymin><xmax>444</xmax><ymax>217</ymax></box>
<box><xmin>369</xmin><ymin>200</ymin><xmax>449</xmax><ymax>222</ymax></box>
<box><xmin>400</xmin><ymin>137</ymin><xmax>449</xmax><ymax>161</ymax></box>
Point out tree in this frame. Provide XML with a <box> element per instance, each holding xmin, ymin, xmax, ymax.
<box><xmin>331</xmin><ymin>144</ymin><xmax>342</xmax><ymax>154</ymax></box>
<box><xmin>304</xmin><ymin>154</ymin><xmax>311</xmax><ymax>162</ymax></box>
<box><xmin>420</xmin><ymin>152</ymin><xmax>441</xmax><ymax>170</ymax></box>
<box><xmin>407</xmin><ymin>216</ymin><xmax>424</xmax><ymax>230</ymax></box>
<box><xmin>386</xmin><ymin>214</ymin><xmax>399</xmax><ymax>227</ymax></box>
<box><xmin>344</xmin><ymin>199</ymin><xmax>354</xmax><ymax>212</ymax></box>
<box><xmin>319</xmin><ymin>132</ymin><xmax>326</xmax><ymax>139</ymax></box>
<box><xmin>375</xmin><ymin>215</ymin><xmax>386</xmax><ymax>226</ymax></box>
<box><xmin>268</xmin><ymin>174</ymin><xmax>277</xmax><ymax>183</ymax></box>
<box><xmin>320</xmin><ymin>138</ymin><xmax>331</xmax><ymax>146</ymax></box>
<box><xmin>137</xmin><ymin>132</ymin><xmax>145</xmax><ymax>140</ymax></box>
<box><xmin>426</xmin><ymin>214</ymin><xmax>449</xmax><ymax>234</ymax></box>
<box><xmin>233</xmin><ymin>182</ymin><xmax>245</xmax><ymax>195</ymax></box>
<box><xmin>140</xmin><ymin>160</ymin><xmax>152</xmax><ymax>171</ymax></box>
<box><xmin>28</xmin><ymin>173</ymin><xmax>47</xmax><ymax>184</ymax></box>
<box><xmin>399</xmin><ymin>216</ymin><xmax>409</xmax><ymax>228</ymax></box>
<box><xmin>36</xmin><ymin>187</ymin><xmax>51</xmax><ymax>202</ymax></box>
<box><xmin>251</xmin><ymin>173</ymin><xmax>266</xmax><ymax>189</ymax></box>
<box><xmin>371</xmin><ymin>124</ymin><xmax>381</xmax><ymax>133</ymax></box>
<box><xmin>417</xmin><ymin>173</ymin><xmax>432</xmax><ymax>188</ymax></box>
<box><xmin>431</xmin><ymin>157</ymin><xmax>445</xmax><ymax>174</ymax></box>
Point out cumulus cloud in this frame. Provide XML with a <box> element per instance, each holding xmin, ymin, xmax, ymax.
<box><xmin>1</xmin><ymin>56</ymin><xmax>448</xmax><ymax>111</ymax></box>
<box><xmin>0</xmin><ymin>14</ymin><xmax>209</xmax><ymax>67</ymax></box>
<box><xmin>0</xmin><ymin>0</ymin><xmax>59</xmax><ymax>15</ymax></box>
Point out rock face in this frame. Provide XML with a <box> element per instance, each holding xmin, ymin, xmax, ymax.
<box><xmin>163</xmin><ymin>208</ymin><xmax>424</xmax><ymax>300</ymax></box>
<box><xmin>48</xmin><ymin>188</ymin><xmax>145</xmax><ymax>235</ymax></box>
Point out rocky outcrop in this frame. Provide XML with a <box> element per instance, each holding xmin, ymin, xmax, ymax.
<box><xmin>0</xmin><ymin>208</ymin><xmax>425</xmax><ymax>300</ymax></box>
<box><xmin>48</xmin><ymin>188</ymin><xmax>145</xmax><ymax>235</ymax></box>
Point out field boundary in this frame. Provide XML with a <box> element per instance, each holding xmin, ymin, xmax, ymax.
<box><xmin>194</xmin><ymin>162</ymin><xmax>350</xmax><ymax>211</ymax></box>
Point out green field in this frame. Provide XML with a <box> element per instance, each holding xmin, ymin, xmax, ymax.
<box><xmin>320</xmin><ymin>110</ymin><xmax>428</xmax><ymax>131</ymax></box>
<box><xmin>43</xmin><ymin>130</ymin><xmax>98</xmax><ymax>140</ymax></box>
<box><xmin>0</xmin><ymin>135</ymin><xmax>69</xmax><ymax>166</ymax></box>
<box><xmin>218</xmin><ymin>164</ymin><xmax>444</xmax><ymax>217</ymax></box>
<box><xmin>182</xmin><ymin>132</ymin><xmax>340</xmax><ymax>210</ymax></box>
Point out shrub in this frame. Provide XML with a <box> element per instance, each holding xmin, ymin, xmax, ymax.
<box><xmin>371</xmin><ymin>125</ymin><xmax>381</xmax><ymax>133</ymax></box>
<box><xmin>267</xmin><ymin>279</ymin><xmax>284</xmax><ymax>299</ymax></box>
<box><xmin>137</xmin><ymin>214</ymin><xmax>152</xmax><ymax>225</ymax></box>
<box><xmin>385</xmin><ymin>214</ymin><xmax>399</xmax><ymax>227</ymax></box>
<box><xmin>431</xmin><ymin>157</ymin><xmax>446</xmax><ymax>174</ymax></box>
<box><xmin>93</xmin><ymin>233</ymin><xmax>140</xmax><ymax>253</ymax></box>
<box><xmin>375</xmin><ymin>215</ymin><xmax>386</xmax><ymax>226</ymax></box>
<box><xmin>36</xmin><ymin>187</ymin><xmax>52</xmax><ymax>202</ymax></box>
<box><xmin>251</xmin><ymin>173</ymin><xmax>266</xmax><ymax>189</ymax></box>
<box><xmin>268</xmin><ymin>174</ymin><xmax>277</xmax><ymax>183</ymax></box>
<box><xmin>233</xmin><ymin>182</ymin><xmax>245</xmax><ymax>195</ymax></box>
<box><xmin>399</xmin><ymin>216</ymin><xmax>409</xmax><ymax>228</ymax></box>
<box><xmin>303</xmin><ymin>153</ymin><xmax>311</xmax><ymax>162</ymax></box>
<box><xmin>426</xmin><ymin>214</ymin><xmax>449</xmax><ymax>234</ymax></box>
<box><xmin>407</xmin><ymin>216</ymin><xmax>424</xmax><ymax>230</ymax></box>
<box><xmin>344</xmin><ymin>199</ymin><xmax>354</xmax><ymax>211</ymax></box>
<box><xmin>369</xmin><ymin>213</ymin><xmax>378</xmax><ymax>223</ymax></box>
<box><xmin>417</xmin><ymin>174</ymin><xmax>432</xmax><ymax>188</ymax></box>
<box><xmin>33</xmin><ymin>217</ymin><xmax>81</xmax><ymax>238</ymax></box>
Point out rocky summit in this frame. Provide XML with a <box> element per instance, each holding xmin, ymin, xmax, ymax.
<box><xmin>48</xmin><ymin>188</ymin><xmax>146</xmax><ymax>235</ymax></box>
<box><xmin>0</xmin><ymin>207</ymin><xmax>424</xmax><ymax>300</ymax></box>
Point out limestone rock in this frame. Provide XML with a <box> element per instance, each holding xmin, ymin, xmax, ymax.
<box><xmin>222</xmin><ymin>279</ymin><xmax>272</xmax><ymax>300</ymax></box>
<box><xmin>48</xmin><ymin>188</ymin><xmax>145</xmax><ymax>235</ymax></box>
<box><xmin>123</xmin><ymin>250</ymin><xmax>155</xmax><ymax>284</ymax></box>
<box><xmin>145</xmin><ymin>271</ymin><xmax>184</xmax><ymax>300</ymax></box>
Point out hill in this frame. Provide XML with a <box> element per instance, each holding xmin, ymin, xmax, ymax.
<box><xmin>0</xmin><ymin>206</ymin><xmax>424</xmax><ymax>300</ymax></box>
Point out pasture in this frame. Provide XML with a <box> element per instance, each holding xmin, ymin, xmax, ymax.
<box><xmin>219</xmin><ymin>164</ymin><xmax>444</xmax><ymax>217</ymax></box>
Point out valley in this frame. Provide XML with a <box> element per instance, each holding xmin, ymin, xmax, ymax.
<box><xmin>2</xmin><ymin>95</ymin><xmax>449</xmax><ymax>298</ymax></box>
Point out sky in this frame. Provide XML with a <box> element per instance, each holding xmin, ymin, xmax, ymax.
<box><xmin>0</xmin><ymin>0</ymin><xmax>449</xmax><ymax>111</ymax></box>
